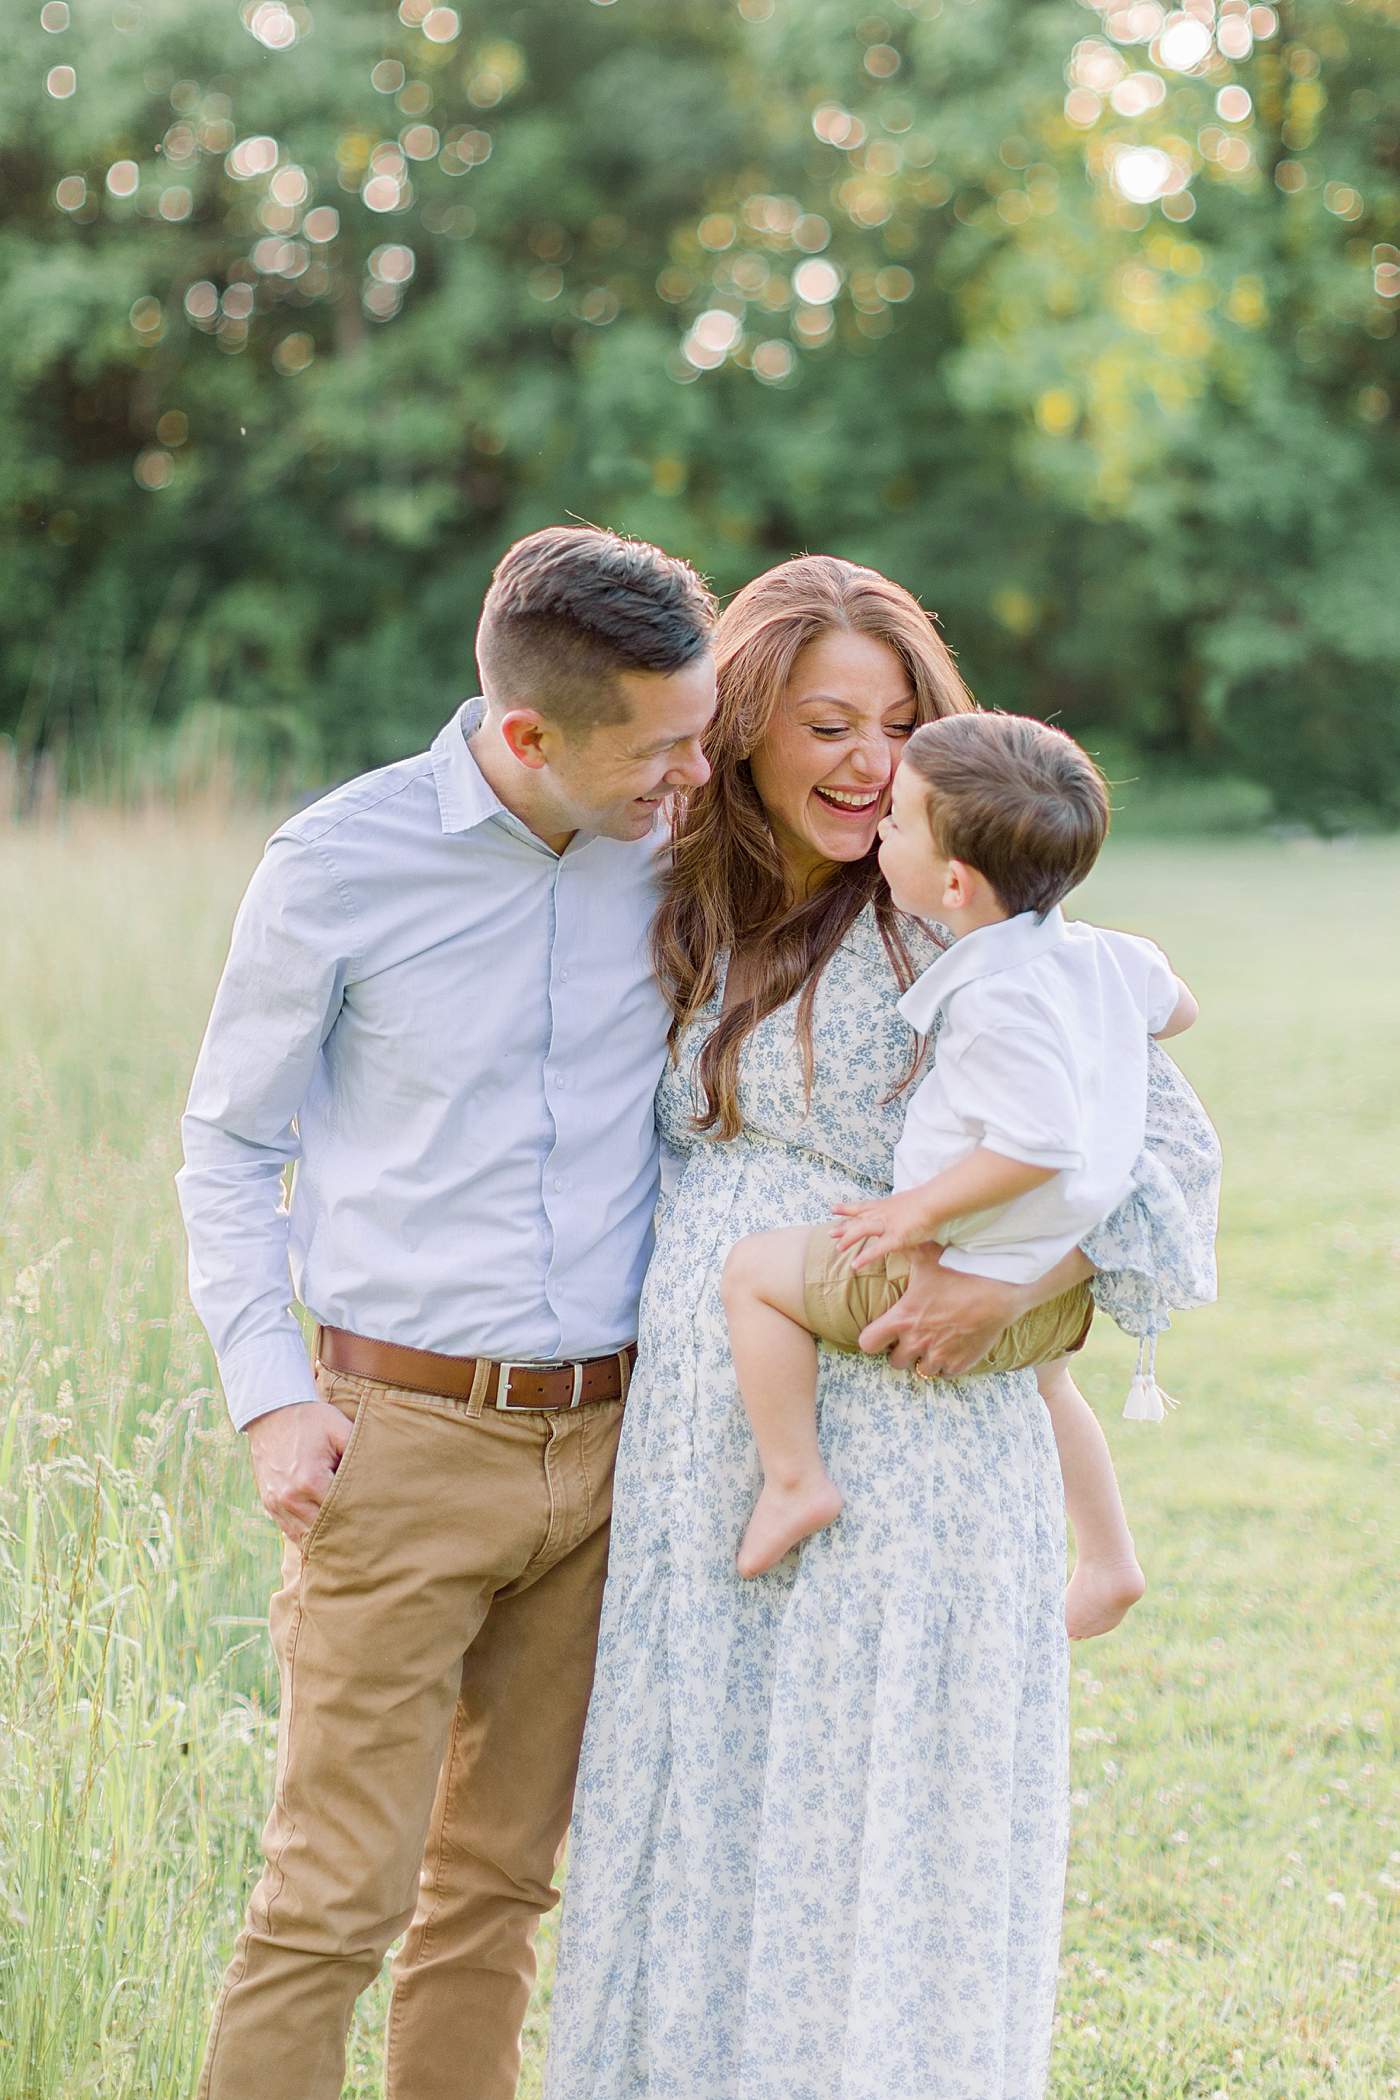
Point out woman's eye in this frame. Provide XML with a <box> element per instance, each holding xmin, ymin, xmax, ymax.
<box><xmin>887</xmin><ymin>720</ymin><xmax>917</xmax><ymax>739</ymax></box>
<box><xmin>809</xmin><ymin>723</ymin><xmax>848</xmax><ymax>739</ymax></box>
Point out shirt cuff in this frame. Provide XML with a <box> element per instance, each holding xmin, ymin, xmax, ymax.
<box><xmin>216</xmin><ymin>1327</ymin><xmax>319</xmax><ymax>1431</ymax></box>
<box><xmin>979</xmin><ymin>1136</ymin><xmax>1084</xmax><ymax>1172</ymax></box>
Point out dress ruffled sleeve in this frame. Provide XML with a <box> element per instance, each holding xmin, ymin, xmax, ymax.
<box><xmin>1079</xmin><ymin>1040</ymin><xmax>1221</xmax><ymax>1340</ymax></box>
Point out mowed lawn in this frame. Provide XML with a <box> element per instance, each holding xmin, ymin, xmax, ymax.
<box><xmin>0</xmin><ymin>811</ymin><xmax>1396</xmax><ymax>2097</ymax></box>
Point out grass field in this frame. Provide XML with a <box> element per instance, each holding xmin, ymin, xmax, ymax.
<box><xmin>1</xmin><ymin>809</ymin><xmax>1397</xmax><ymax>2097</ymax></box>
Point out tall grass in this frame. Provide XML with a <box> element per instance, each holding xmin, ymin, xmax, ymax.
<box><xmin>0</xmin><ymin>812</ymin><xmax>1396</xmax><ymax>2095</ymax></box>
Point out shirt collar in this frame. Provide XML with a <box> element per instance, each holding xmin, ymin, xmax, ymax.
<box><xmin>430</xmin><ymin>698</ymin><xmax>506</xmax><ymax>836</ymax></box>
<box><xmin>897</xmin><ymin>906</ymin><xmax>1068</xmax><ymax>1034</ymax></box>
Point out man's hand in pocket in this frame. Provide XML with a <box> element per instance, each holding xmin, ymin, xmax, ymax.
<box><xmin>247</xmin><ymin>1400</ymin><xmax>354</xmax><ymax>1545</ymax></box>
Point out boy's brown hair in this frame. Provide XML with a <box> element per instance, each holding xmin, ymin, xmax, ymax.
<box><xmin>903</xmin><ymin>711</ymin><xmax>1110</xmax><ymax>918</ymax></box>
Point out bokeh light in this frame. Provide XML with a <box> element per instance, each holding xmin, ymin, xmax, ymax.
<box><xmin>792</xmin><ymin>303</ymin><xmax>834</xmax><ymax>347</ymax></box>
<box><xmin>372</xmin><ymin>60</ymin><xmax>405</xmax><ymax>92</ymax></box>
<box><xmin>401</xmin><ymin>124</ymin><xmax>440</xmax><ymax>160</ymax></box>
<box><xmin>1112</xmin><ymin>146</ymin><xmax>1173</xmax><ymax>204</ymax></box>
<box><xmin>752</xmin><ymin>339</ymin><xmax>796</xmax><ymax>383</ymax></box>
<box><xmin>270</xmin><ymin>166</ymin><xmax>310</xmax><ymax>206</ymax></box>
<box><xmin>368</xmin><ymin>243</ymin><xmax>416</xmax><ymax>283</ymax></box>
<box><xmin>1216</xmin><ymin>85</ymin><xmax>1252</xmax><ymax>123</ymax></box>
<box><xmin>159</xmin><ymin>187</ymin><xmax>192</xmax><ymax>221</ymax></box>
<box><xmin>303</xmin><ymin>206</ymin><xmax>339</xmax><ymax>242</ymax></box>
<box><xmin>246</xmin><ymin>2</ymin><xmax>298</xmax><ymax>50</ymax></box>
<box><xmin>698</xmin><ymin>215</ymin><xmax>736</xmax><ymax>251</ymax></box>
<box><xmin>130</xmin><ymin>296</ymin><xmax>162</xmax><ymax>336</ymax></box>
<box><xmin>134</xmin><ymin>449</ymin><xmax>174</xmax><ymax>489</ymax></box>
<box><xmin>46</xmin><ymin>66</ymin><xmax>76</xmax><ymax>98</ymax></box>
<box><xmin>422</xmin><ymin>7</ymin><xmax>459</xmax><ymax>41</ymax></box>
<box><xmin>40</xmin><ymin>1</ymin><xmax>70</xmax><ymax>27</ymax></box>
<box><xmin>792</xmin><ymin>258</ymin><xmax>840</xmax><ymax>304</ymax></box>
<box><xmin>1110</xmin><ymin>72</ymin><xmax>1165</xmax><ymax>117</ymax></box>
<box><xmin>812</xmin><ymin>104</ymin><xmax>867</xmax><ymax>149</ymax></box>
<box><xmin>1216</xmin><ymin>14</ymin><xmax>1252</xmax><ymax>59</ymax></box>
<box><xmin>440</xmin><ymin>126</ymin><xmax>491</xmax><ymax>173</ymax></box>
<box><xmin>227</xmin><ymin>136</ymin><xmax>279</xmax><ymax>180</ymax></box>
<box><xmin>1102</xmin><ymin>2</ymin><xmax>1163</xmax><ymax>37</ymax></box>
<box><xmin>685</xmin><ymin>309</ymin><xmax>742</xmax><ymax>366</ymax></box>
<box><xmin>221</xmin><ymin>283</ymin><xmax>255</xmax><ymax>319</ymax></box>
<box><xmin>1157</xmin><ymin>16</ymin><xmax>1212</xmax><ymax>69</ymax></box>
<box><xmin>184</xmin><ymin>281</ymin><xmax>219</xmax><ymax>323</ymax></box>
<box><xmin>107</xmin><ymin>161</ymin><xmax>140</xmax><ymax>198</ymax></box>
<box><xmin>1324</xmin><ymin>183</ymin><xmax>1364</xmax><ymax>222</ymax></box>
<box><xmin>156</xmin><ymin>410</ymin><xmax>188</xmax><ymax>445</ymax></box>
<box><xmin>55</xmin><ymin>175</ymin><xmax>86</xmax><ymax>210</ymax></box>
<box><xmin>272</xmin><ymin>332</ymin><xmax>315</xmax><ymax>374</ymax></box>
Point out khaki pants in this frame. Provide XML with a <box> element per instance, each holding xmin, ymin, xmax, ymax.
<box><xmin>802</xmin><ymin>1225</ymin><xmax>1096</xmax><ymax>1371</ymax></box>
<box><xmin>199</xmin><ymin>1363</ymin><xmax>625</xmax><ymax>2100</ymax></box>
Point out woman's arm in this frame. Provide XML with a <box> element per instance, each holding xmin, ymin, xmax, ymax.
<box><xmin>859</xmin><ymin>1243</ymin><xmax>1094</xmax><ymax>1378</ymax></box>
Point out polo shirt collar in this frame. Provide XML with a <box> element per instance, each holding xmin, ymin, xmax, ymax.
<box><xmin>898</xmin><ymin>906</ymin><xmax>1068</xmax><ymax>1034</ymax></box>
<box><xmin>430</xmin><ymin>698</ymin><xmax>505</xmax><ymax>835</ymax></box>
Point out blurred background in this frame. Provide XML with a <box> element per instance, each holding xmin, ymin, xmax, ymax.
<box><xmin>2</xmin><ymin>0</ymin><xmax>1397</xmax><ymax>831</ymax></box>
<box><xmin>3</xmin><ymin>7</ymin><xmax>1400</xmax><ymax>2092</ymax></box>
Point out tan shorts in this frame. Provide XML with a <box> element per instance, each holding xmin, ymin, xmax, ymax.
<box><xmin>801</xmin><ymin>1225</ymin><xmax>1095</xmax><ymax>1376</ymax></box>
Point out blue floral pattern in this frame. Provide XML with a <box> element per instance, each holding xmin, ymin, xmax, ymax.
<box><xmin>543</xmin><ymin>908</ymin><xmax>1219</xmax><ymax>2100</ymax></box>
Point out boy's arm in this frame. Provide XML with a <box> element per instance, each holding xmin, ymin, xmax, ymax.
<box><xmin>832</xmin><ymin>1147</ymin><xmax>1055</xmax><ymax>1269</ymax></box>
<box><xmin>1153</xmin><ymin>975</ymin><xmax>1198</xmax><ymax>1040</ymax></box>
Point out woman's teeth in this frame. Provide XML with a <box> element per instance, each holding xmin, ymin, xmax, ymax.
<box><xmin>816</xmin><ymin>787</ymin><xmax>880</xmax><ymax>811</ymax></box>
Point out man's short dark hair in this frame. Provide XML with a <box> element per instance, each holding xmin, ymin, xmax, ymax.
<box><xmin>903</xmin><ymin>711</ymin><xmax>1111</xmax><ymax>918</ymax></box>
<box><xmin>476</xmin><ymin>526</ymin><xmax>716</xmax><ymax>737</ymax></box>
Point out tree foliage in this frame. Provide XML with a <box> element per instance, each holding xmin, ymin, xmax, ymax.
<box><xmin>1</xmin><ymin>0</ymin><xmax>1396</xmax><ymax>824</ymax></box>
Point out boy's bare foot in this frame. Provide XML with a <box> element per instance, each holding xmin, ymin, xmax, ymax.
<box><xmin>737</xmin><ymin>1474</ymin><xmax>845</xmax><ymax>1578</ymax></box>
<box><xmin>1065</xmin><ymin>1556</ymin><xmax>1146</xmax><ymax>1639</ymax></box>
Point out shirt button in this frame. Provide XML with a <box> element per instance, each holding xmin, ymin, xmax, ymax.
<box><xmin>553</xmin><ymin>1177</ymin><xmax>564</xmax><ymax>1192</ymax></box>
<box><xmin>555</xmin><ymin>1074</ymin><xmax>565</xmax><ymax>1088</ymax></box>
<box><xmin>559</xmin><ymin>969</ymin><xmax>570</xmax><ymax>981</ymax></box>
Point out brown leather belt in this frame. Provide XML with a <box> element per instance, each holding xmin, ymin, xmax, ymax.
<box><xmin>315</xmin><ymin>1326</ymin><xmax>635</xmax><ymax>1411</ymax></box>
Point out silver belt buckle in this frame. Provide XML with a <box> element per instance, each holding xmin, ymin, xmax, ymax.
<box><xmin>496</xmin><ymin>1360</ymin><xmax>585</xmax><ymax>1410</ymax></box>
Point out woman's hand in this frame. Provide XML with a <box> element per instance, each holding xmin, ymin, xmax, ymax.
<box><xmin>860</xmin><ymin>1244</ymin><xmax>1095</xmax><ymax>1379</ymax></box>
<box><xmin>831</xmin><ymin>1190</ymin><xmax>940</xmax><ymax>1269</ymax></box>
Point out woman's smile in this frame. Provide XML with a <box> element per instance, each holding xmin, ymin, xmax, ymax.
<box><xmin>812</xmin><ymin>783</ymin><xmax>884</xmax><ymax>814</ymax></box>
<box><xmin>747</xmin><ymin>628</ymin><xmax>917</xmax><ymax>890</ymax></box>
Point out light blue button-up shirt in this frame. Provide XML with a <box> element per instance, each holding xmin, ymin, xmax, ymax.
<box><xmin>177</xmin><ymin>701</ymin><xmax>671</xmax><ymax>1430</ymax></box>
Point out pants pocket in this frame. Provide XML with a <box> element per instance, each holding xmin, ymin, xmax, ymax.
<box><xmin>300</xmin><ymin>1392</ymin><xmax>367</xmax><ymax>1557</ymax></box>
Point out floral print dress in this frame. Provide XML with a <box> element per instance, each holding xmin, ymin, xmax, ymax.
<box><xmin>543</xmin><ymin>907</ymin><xmax>1219</xmax><ymax>2100</ymax></box>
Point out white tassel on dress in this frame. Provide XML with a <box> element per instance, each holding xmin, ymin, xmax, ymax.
<box><xmin>1122</xmin><ymin>1332</ymin><xmax>1180</xmax><ymax>1423</ymax></box>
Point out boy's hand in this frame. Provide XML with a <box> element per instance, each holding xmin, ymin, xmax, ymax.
<box><xmin>831</xmin><ymin>1189</ymin><xmax>943</xmax><ymax>1269</ymax></box>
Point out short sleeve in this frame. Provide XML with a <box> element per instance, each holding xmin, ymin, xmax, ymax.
<box><xmin>1097</xmin><ymin>929</ymin><xmax>1179</xmax><ymax>1036</ymax></box>
<box><xmin>937</xmin><ymin>1025</ymin><xmax>1085</xmax><ymax>1171</ymax></box>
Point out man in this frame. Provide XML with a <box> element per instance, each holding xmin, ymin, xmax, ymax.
<box><xmin>177</xmin><ymin>526</ymin><xmax>716</xmax><ymax>2100</ymax></box>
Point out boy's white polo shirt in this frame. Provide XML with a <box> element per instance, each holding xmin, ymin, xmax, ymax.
<box><xmin>893</xmin><ymin>905</ymin><xmax>1179</xmax><ymax>1286</ymax></box>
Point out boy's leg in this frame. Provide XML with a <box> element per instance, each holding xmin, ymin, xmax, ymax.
<box><xmin>199</xmin><ymin>1374</ymin><xmax>620</xmax><ymax>2100</ymax></box>
<box><xmin>1036</xmin><ymin>1359</ymin><xmax>1146</xmax><ymax>1639</ymax></box>
<box><xmin>721</xmin><ymin>1226</ymin><xmax>844</xmax><ymax>1578</ymax></box>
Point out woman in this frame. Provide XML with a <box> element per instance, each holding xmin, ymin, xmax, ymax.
<box><xmin>543</xmin><ymin>559</ymin><xmax>1218</xmax><ymax>2100</ymax></box>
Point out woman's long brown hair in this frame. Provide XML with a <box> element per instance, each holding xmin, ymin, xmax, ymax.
<box><xmin>652</xmin><ymin>555</ymin><xmax>974</xmax><ymax>1139</ymax></box>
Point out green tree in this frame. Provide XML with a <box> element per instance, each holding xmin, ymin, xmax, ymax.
<box><xmin>0</xmin><ymin>0</ymin><xmax>1395</xmax><ymax>825</ymax></box>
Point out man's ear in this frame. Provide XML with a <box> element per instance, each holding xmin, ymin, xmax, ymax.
<box><xmin>498</xmin><ymin>709</ymin><xmax>555</xmax><ymax>772</ymax></box>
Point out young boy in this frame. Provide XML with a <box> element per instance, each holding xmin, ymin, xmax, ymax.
<box><xmin>721</xmin><ymin>712</ymin><xmax>1200</xmax><ymax>1635</ymax></box>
